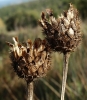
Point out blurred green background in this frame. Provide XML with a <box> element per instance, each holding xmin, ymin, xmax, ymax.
<box><xmin>0</xmin><ymin>0</ymin><xmax>87</xmax><ymax>100</ymax></box>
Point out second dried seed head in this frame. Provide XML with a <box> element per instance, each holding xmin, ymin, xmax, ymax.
<box><xmin>39</xmin><ymin>4</ymin><xmax>82</xmax><ymax>54</ymax></box>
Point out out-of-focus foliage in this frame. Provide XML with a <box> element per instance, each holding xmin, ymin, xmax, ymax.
<box><xmin>6</xmin><ymin>10</ymin><xmax>39</xmax><ymax>31</ymax></box>
<box><xmin>77</xmin><ymin>0</ymin><xmax>87</xmax><ymax>19</ymax></box>
<box><xmin>0</xmin><ymin>18</ymin><xmax>6</xmax><ymax>32</ymax></box>
<box><xmin>0</xmin><ymin>0</ymin><xmax>87</xmax><ymax>20</ymax></box>
<box><xmin>0</xmin><ymin>0</ymin><xmax>87</xmax><ymax>31</ymax></box>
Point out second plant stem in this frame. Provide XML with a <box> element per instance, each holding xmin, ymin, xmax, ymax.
<box><xmin>61</xmin><ymin>53</ymin><xmax>70</xmax><ymax>100</ymax></box>
<box><xmin>27</xmin><ymin>82</ymin><xmax>34</xmax><ymax>100</ymax></box>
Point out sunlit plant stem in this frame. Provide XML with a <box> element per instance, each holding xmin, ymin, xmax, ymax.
<box><xmin>61</xmin><ymin>53</ymin><xmax>70</xmax><ymax>100</ymax></box>
<box><xmin>27</xmin><ymin>82</ymin><xmax>34</xmax><ymax>100</ymax></box>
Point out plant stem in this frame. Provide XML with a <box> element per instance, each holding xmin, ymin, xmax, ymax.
<box><xmin>27</xmin><ymin>82</ymin><xmax>34</xmax><ymax>100</ymax></box>
<box><xmin>61</xmin><ymin>53</ymin><xmax>70</xmax><ymax>100</ymax></box>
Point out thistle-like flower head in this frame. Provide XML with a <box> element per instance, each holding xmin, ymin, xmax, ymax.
<box><xmin>7</xmin><ymin>37</ymin><xmax>51</xmax><ymax>83</ymax></box>
<box><xmin>39</xmin><ymin>4</ymin><xmax>82</xmax><ymax>54</ymax></box>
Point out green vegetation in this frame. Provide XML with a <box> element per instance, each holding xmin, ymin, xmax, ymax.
<box><xmin>0</xmin><ymin>0</ymin><xmax>87</xmax><ymax>20</ymax></box>
<box><xmin>0</xmin><ymin>0</ymin><xmax>87</xmax><ymax>31</ymax></box>
<box><xmin>0</xmin><ymin>18</ymin><xmax>6</xmax><ymax>32</ymax></box>
<box><xmin>6</xmin><ymin>10</ymin><xmax>39</xmax><ymax>31</ymax></box>
<box><xmin>0</xmin><ymin>0</ymin><xmax>87</xmax><ymax>100</ymax></box>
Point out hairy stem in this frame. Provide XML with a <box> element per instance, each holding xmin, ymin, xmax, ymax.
<box><xmin>27</xmin><ymin>82</ymin><xmax>34</xmax><ymax>100</ymax></box>
<box><xmin>61</xmin><ymin>53</ymin><xmax>70</xmax><ymax>100</ymax></box>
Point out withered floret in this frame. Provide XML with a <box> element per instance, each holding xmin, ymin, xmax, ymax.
<box><xmin>7</xmin><ymin>37</ymin><xmax>51</xmax><ymax>83</ymax></box>
<box><xmin>39</xmin><ymin>4</ymin><xmax>82</xmax><ymax>54</ymax></box>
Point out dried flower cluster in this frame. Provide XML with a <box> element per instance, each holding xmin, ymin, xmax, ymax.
<box><xmin>39</xmin><ymin>4</ymin><xmax>82</xmax><ymax>54</ymax></box>
<box><xmin>6</xmin><ymin>4</ymin><xmax>82</xmax><ymax>100</ymax></box>
<box><xmin>7</xmin><ymin>37</ymin><xmax>51</xmax><ymax>83</ymax></box>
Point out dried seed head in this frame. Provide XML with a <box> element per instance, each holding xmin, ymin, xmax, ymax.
<box><xmin>7</xmin><ymin>37</ymin><xmax>51</xmax><ymax>83</ymax></box>
<box><xmin>39</xmin><ymin>4</ymin><xmax>82</xmax><ymax>54</ymax></box>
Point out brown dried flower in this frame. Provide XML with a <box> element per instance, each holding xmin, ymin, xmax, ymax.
<box><xmin>6</xmin><ymin>37</ymin><xmax>51</xmax><ymax>83</ymax></box>
<box><xmin>39</xmin><ymin>4</ymin><xmax>82</xmax><ymax>54</ymax></box>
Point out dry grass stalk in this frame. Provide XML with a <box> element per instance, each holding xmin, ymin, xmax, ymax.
<box><xmin>27</xmin><ymin>82</ymin><xmax>34</xmax><ymax>100</ymax></box>
<box><xmin>61</xmin><ymin>53</ymin><xmax>70</xmax><ymax>100</ymax></box>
